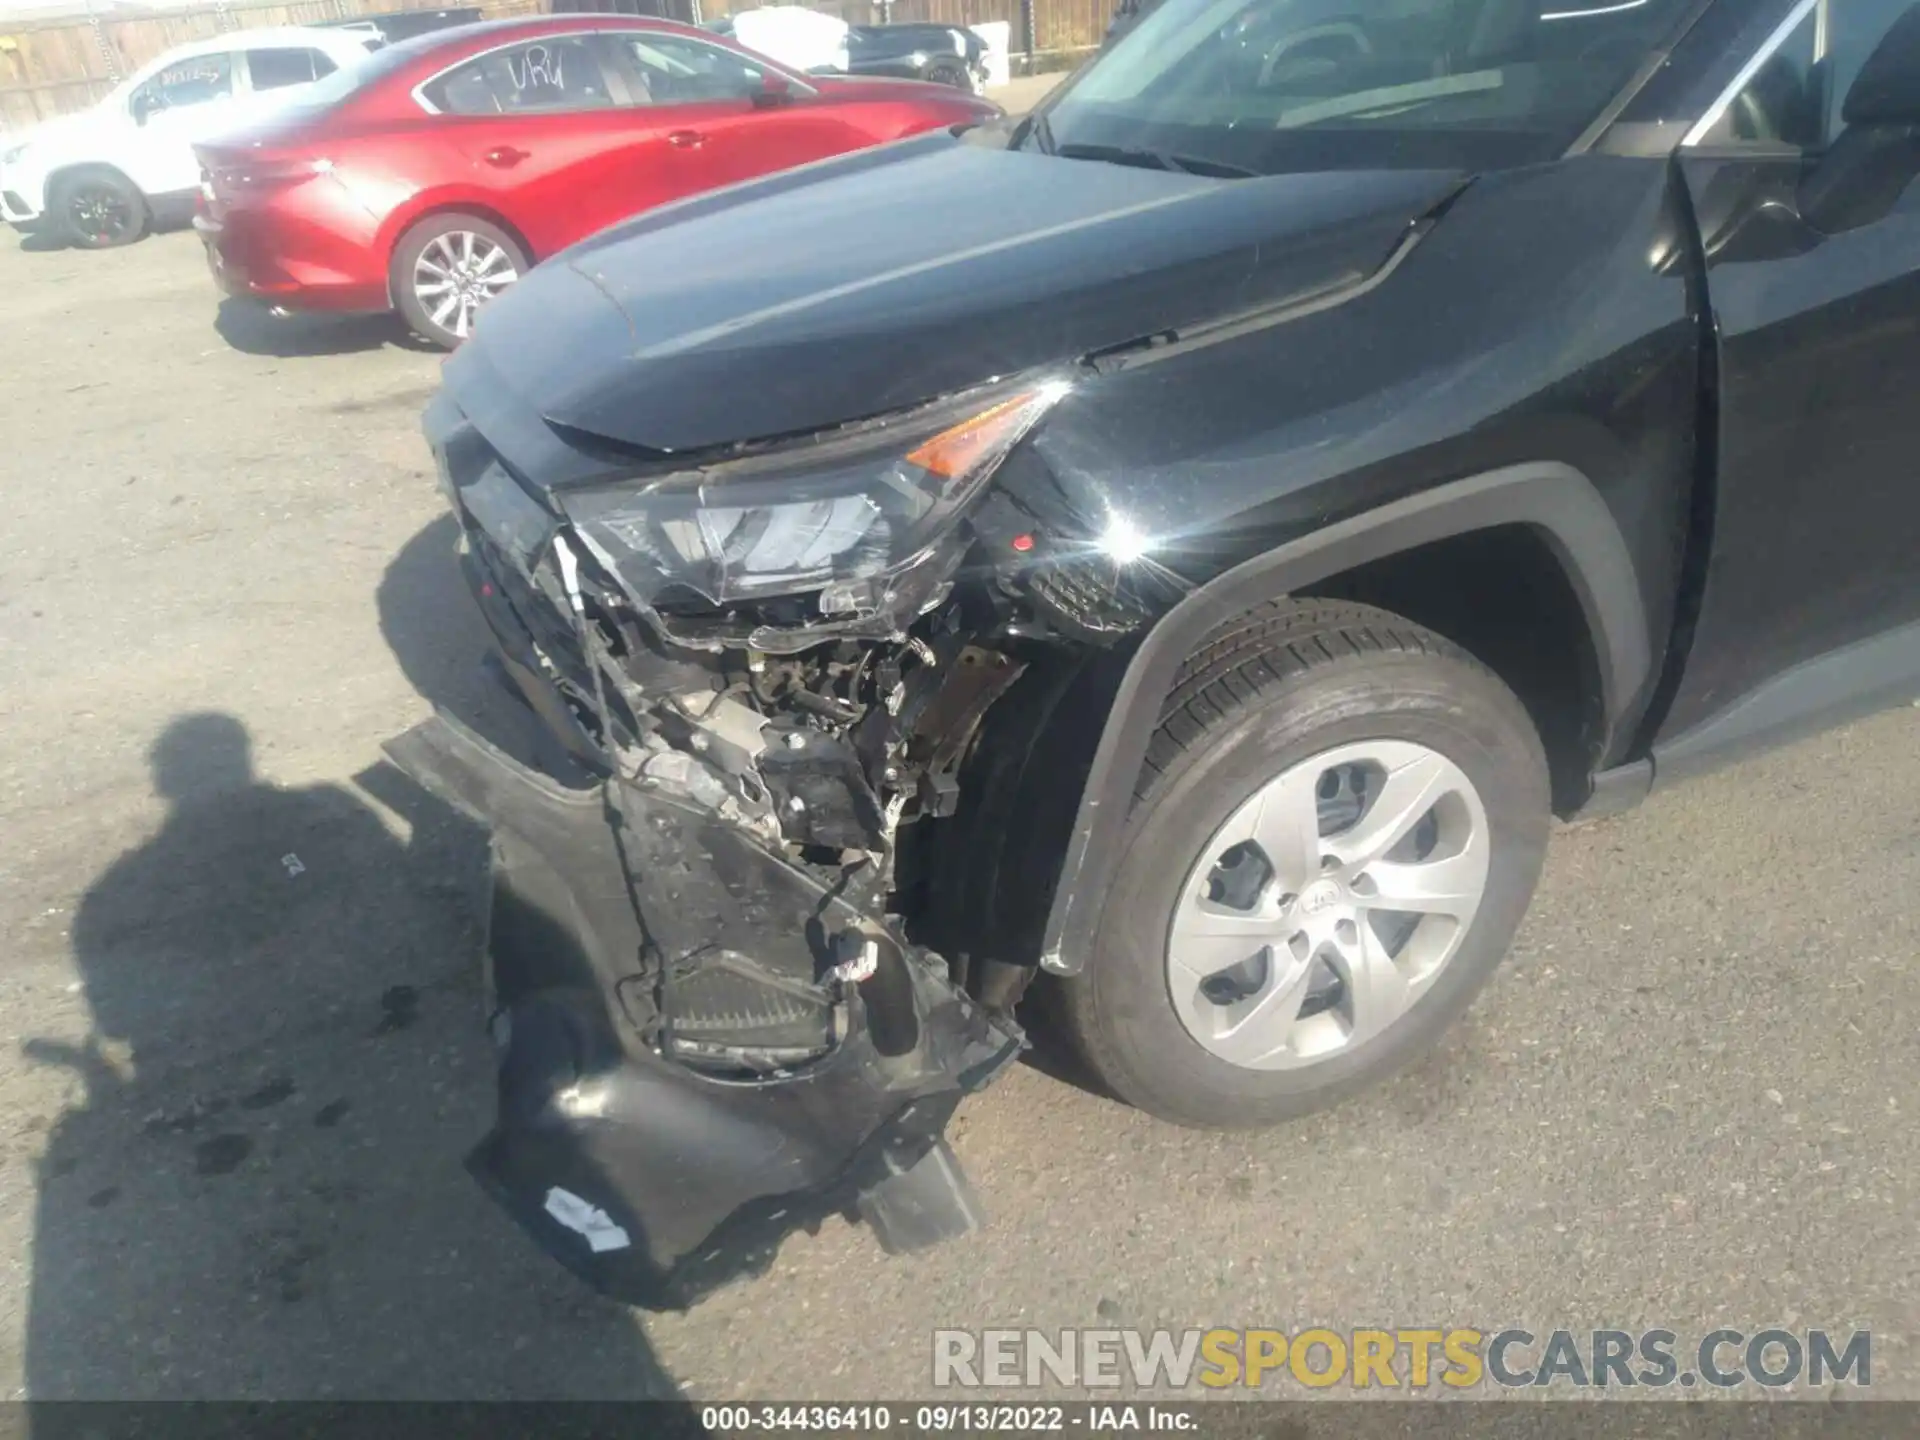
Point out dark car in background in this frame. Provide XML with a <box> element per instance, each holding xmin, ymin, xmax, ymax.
<box><xmin>706</xmin><ymin>12</ymin><xmax>989</xmax><ymax>90</ymax></box>
<box><xmin>844</xmin><ymin>21</ymin><xmax>990</xmax><ymax>90</ymax></box>
<box><xmin>315</xmin><ymin>7</ymin><xmax>483</xmax><ymax>47</ymax></box>
<box><xmin>395</xmin><ymin>0</ymin><xmax>1920</xmax><ymax>1310</ymax></box>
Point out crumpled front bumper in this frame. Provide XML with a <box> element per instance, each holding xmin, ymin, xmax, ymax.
<box><xmin>384</xmin><ymin>713</ymin><xmax>1022</xmax><ymax>1311</ymax></box>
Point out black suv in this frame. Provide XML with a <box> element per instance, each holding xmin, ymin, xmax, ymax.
<box><xmin>396</xmin><ymin>0</ymin><xmax>1920</xmax><ymax>1309</ymax></box>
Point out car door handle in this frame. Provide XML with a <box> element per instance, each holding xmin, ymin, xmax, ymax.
<box><xmin>483</xmin><ymin>146</ymin><xmax>530</xmax><ymax>167</ymax></box>
<box><xmin>666</xmin><ymin>130</ymin><xmax>706</xmax><ymax>148</ymax></box>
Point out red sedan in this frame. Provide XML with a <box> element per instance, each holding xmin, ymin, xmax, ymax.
<box><xmin>192</xmin><ymin>16</ymin><xmax>1000</xmax><ymax>347</ymax></box>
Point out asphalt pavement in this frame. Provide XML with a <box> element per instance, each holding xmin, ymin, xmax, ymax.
<box><xmin>0</xmin><ymin>188</ymin><xmax>1914</xmax><ymax>1401</ymax></box>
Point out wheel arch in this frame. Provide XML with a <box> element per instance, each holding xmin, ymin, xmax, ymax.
<box><xmin>1036</xmin><ymin>461</ymin><xmax>1651</xmax><ymax>977</ymax></box>
<box><xmin>42</xmin><ymin>161</ymin><xmax>148</xmax><ymax>209</ymax></box>
<box><xmin>382</xmin><ymin>199</ymin><xmax>536</xmax><ymax>308</ymax></box>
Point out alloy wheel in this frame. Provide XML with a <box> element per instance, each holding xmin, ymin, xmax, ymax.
<box><xmin>1165</xmin><ymin>738</ymin><xmax>1491</xmax><ymax>1072</ymax></box>
<box><xmin>412</xmin><ymin>230</ymin><xmax>519</xmax><ymax>340</ymax></box>
<box><xmin>68</xmin><ymin>184</ymin><xmax>135</xmax><ymax>245</ymax></box>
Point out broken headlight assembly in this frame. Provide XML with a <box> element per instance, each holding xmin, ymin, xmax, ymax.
<box><xmin>559</xmin><ymin>377</ymin><xmax>1071</xmax><ymax>653</ymax></box>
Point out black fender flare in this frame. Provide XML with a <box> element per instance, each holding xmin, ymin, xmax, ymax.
<box><xmin>1037</xmin><ymin>461</ymin><xmax>1652</xmax><ymax>976</ymax></box>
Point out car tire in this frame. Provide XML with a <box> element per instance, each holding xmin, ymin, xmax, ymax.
<box><xmin>925</xmin><ymin>60</ymin><xmax>975</xmax><ymax>91</ymax></box>
<box><xmin>391</xmin><ymin>213</ymin><xmax>529</xmax><ymax>350</ymax></box>
<box><xmin>1056</xmin><ymin>599</ymin><xmax>1550</xmax><ymax>1130</ymax></box>
<box><xmin>50</xmin><ymin>168</ymin><xmax>148</xmax><ymax>249</ymax></box>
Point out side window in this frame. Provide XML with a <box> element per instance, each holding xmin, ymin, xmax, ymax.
<box><xmin>128</xmin><ymin>53</ymin><xmax>234</xmax><ymax>120</ymax></box>
<box><xmin>421</xmin><ymin>37</ymin><xmax>616</xmax><ymax>115</ymax></box>
<box><xmin>1695</xmin><ymin>4</ymin><xmax>1822</xmax><ymax>148</ymax></box>
<box><xmin>1696</xmin><ymin>0</ymin><xmax>1918</xmax><ymax>150</ymax></box>
<box><xmin>246</xmin><ymin>47</ymin><xmax>338</xmax><ymax>93</ymax></box>
<box><xmin>1826</xmin><ymin>0</ymin><xmax>1917</xmax><ymax>139</ymax></box>
<box><xmin>613</xmin><ymin>34</ymin><xmax>768</xmax><ymax>105</ymax></box>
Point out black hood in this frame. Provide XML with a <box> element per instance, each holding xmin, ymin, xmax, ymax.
<box><xmin>445</xmin><ymin>130</ymin><xmax>1464</xmax><ymax>471</ymax></box>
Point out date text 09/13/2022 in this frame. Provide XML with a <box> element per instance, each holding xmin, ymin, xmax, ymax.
<box><xmin>700</xmin><ymin>1406</ymin><xmax>1195</xmax><ymax>1433</ymax></box>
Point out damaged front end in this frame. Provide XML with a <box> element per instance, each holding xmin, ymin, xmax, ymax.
<box><xmin>380</xmin><ymin>129</ymin><xmax>1475</xmax><ymax>1305</ymax></box>
<box><xmin>385</xmin><ymin>712</ymin><xmax>1020</xmax><ymax>1311</ymax></box>
<box><xmin>393</xmin><ymin>371</ymin><xmax>1149</xmax><ymax>1309</ymax></box>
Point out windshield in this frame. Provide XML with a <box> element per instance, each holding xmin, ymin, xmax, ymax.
<box><xmin>284</xmin><ymin>38</ymin><xmax>418</xmax><ymax>110</ymax></box>
<box><xmin>1039</xmin><ymin>0</ymin><xmax>1694</xmax><ymax>175</ymax></box>
<box><xmin>252</xmin><ymin>26</ymin><xmax>478</xmax><ymax>119</ymax></box>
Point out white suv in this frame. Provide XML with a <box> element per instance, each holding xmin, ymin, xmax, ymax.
<box><xmin>0</xmin><ymin>27</ymin><xmax>376</xmax><ymax>249</ymax></box>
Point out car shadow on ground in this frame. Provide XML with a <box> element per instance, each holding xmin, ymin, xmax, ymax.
<box><xmin>1010</xmin><ymin>978</ymin><xmax>1121</xmax><ymax>1102</ymax></box>
<box><xmin>24</xmin><ymin>710</ymin><xmax>696</xmax><ymax>1404</ymax></box>
<box><xmin>14</xmin><ymin>214</ymin><xmax>201</xmax><ymax>255</ymax></box>
<box><xmin>215</xmin><ymin>296</ymin><xmax>436</xmax><ymax>360</ymax></box>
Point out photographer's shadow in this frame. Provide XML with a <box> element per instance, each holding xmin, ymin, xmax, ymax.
<box><xmin>26</xmin><ymin>712</ymin><xmax>685</xmax><ymax>1400</ymax></box>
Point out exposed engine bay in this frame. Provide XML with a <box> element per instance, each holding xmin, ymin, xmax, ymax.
<box><xmin>552</xmin><ymin>595</ymin><xmax>1039</xmax><ymax>1073</ymax></box>
<box><xmin>397</xmin><ymin>373</ymin><xmax>1180</xmax><ymax>1306</ymax></box>
<box><xmin>447</xmin><ymin>373</ymin><xmax>1174</xmax><ymax>1079</ymax></box>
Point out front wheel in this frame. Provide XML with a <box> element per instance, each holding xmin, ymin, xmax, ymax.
<box><xmin>51</xmin><ymin>168</ymin><xmax>148</xmax><ymax>249</ymax></box>
<box><xmin>391</xmin><ymin>214</ymin><xmax>528</xmax><ymax>350</ymax></box>
<box><xmin>1057</xmin><ymin>599</ymin><xmax>1550</xmax><ymax>1129</ymax></box>
<box><xmin>925</xmin><ymin>60</ymin><xmax>976</xmax><ymax>92</ymax></box>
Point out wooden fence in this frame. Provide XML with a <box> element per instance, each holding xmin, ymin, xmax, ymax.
<box><xmin>0</xmin><ymin>0</ymin><xmax>540</xmax><ymax>130</ymax></box>
<box><xmin>1</xmin><ymin>0</ymin><xmax>1103</xmax><ymax>132</ymax></box>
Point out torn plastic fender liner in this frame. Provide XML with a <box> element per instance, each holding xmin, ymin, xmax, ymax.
<box><xmin>382</xmin><ymin>714</ymin><xmax>1023</xmax><ymax>1311</ymax></box>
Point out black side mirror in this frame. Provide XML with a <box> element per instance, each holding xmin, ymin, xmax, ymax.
<box><xmin>1791</xmin><ymin>6</ymin><xmax>1920</xmax><ymax>234</ymax></box>
<box><xmin>1843</xmin><ymin>3</ymin><xmax>1920</xmax><ymax>129</ymax></box>
<box><xmin>129</xmin><ymin>92</ymin><xmax>152</xmax><ymax>126</ymax></box>
<box><xmin>1799</xmin><ymin>123</ymin><xmax>1920</xmax><ymax>234</ymax></box>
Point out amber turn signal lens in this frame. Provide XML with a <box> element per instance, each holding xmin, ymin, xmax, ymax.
<box><xmin>906</xmin><ymin>389</ymin><xmax>1050</xmax><ymax>481</ymax></box>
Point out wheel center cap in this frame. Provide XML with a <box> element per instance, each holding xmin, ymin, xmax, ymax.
<box><xmin>1298</xmin><ymin>879</ymin><xmax>1343</xmax><ymax>917</ymax></box>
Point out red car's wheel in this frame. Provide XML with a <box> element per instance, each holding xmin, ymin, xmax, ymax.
<box><xmin>391</xmin><ymin>213</ymin><xmax>528</xmax><ymax>350</ymax></box>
